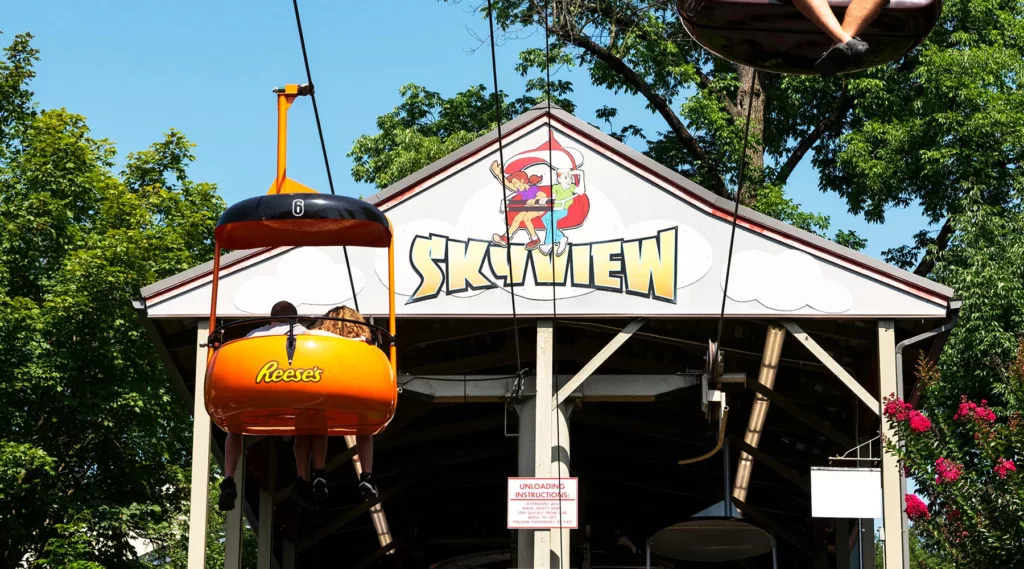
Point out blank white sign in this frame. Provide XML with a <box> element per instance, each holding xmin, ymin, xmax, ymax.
<box><xmin>810</xmin><ymin>467</ymin><xmax>882</xmax><ymax>519</ymax></box>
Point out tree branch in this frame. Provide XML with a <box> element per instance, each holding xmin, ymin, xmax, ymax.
<box><xmin>527</xmin><ymin>0</ymin><xmax>729</xmax><ymax>195</ymax></box>
<box><xmin>913</xmin><ymin>218</ymin><xmax>954</xmax><ymax>277</ymax></box>
<box><xmin>558</xmin><ymin>31</ymin><xmax>729</xmax><ymax>195</ymax></box>
<box><xmin>775</xmin><ymin>85</ymin><xmax>849</xmax><ymax>186</ymax></box>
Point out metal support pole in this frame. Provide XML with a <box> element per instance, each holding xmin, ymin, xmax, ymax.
<box><xmin>187</xmin><ymin>321</ymin><xmax>211</xmax><ymax>569</ymax></box>
<box><xmin>878</xmin><ymin>320</ymin><xmax>907</xmax><ymax>569</ymax></box>
<box><xmin>224</xmin><ymin>437</ymin><xmax>246</xmax><ymax>569</ymax></box>
<box><xmin>722</xmin><ymin>437</ymin><xmax>732</xmax><ymax>517</ymax></box>
<box><xmin>534</xmin><ymin>320</ymin><xmax>554</xmax><ymax>569</ymax></box>
<box><xmin>257</xmin><ymin>439</ymin><xmax>278</xmax><ymax>569</ymax></box>
<box><xmin>517</xmin><ymin>377</ymin><xmax>538</xmax><ymax>569</ymax></box>
<box><xmin>282</xmin><ymin>540</ymin><xmax>296</xmax><ymax>569</ymax></box>
<box><xmin>551</xmin><ymin>401</ymin><xmax>570</xmax><ymax>569</ymax></box>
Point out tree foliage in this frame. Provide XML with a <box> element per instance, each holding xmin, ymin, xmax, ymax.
<box><xmin>0</xmin><ymin>31</ymin><xmax>224</xmax><ymax>568</ymax></box>
<box><xmin>420</xmin><ymin>0</ymin><xmax>1022</xmax><ymax>266</ymax></box>
<box><xmin>883</xmin><ymin>355</ymin><xmax>1024</xmax><ymax>567</ymax></box>
<box><xmin>349</xmin><ymin>83</ymin><xmax>572</xmax><ymax>189</ymax></box>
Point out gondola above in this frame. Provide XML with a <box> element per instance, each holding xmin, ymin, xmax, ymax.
<box><xmin>674</xmin><ymin>0</ymin><xmax>942</xmax><ymax>74</ymax></box>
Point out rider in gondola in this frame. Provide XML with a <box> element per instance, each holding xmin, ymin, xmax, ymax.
<box><xmin>791</xmin><ymin>0</ymin><xmax>885</xmax><ymax>74</ymax></box>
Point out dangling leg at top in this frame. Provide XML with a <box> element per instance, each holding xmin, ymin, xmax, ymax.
<box><xmin>790</xmin><ymin>0</ymin><xmax>880</xmax><ymax>74</ymax></box>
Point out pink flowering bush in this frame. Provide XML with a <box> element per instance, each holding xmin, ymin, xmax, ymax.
<box><xmin>882</xmin><ymin>354</ymin><xmax>1024</xmax><ymax>566</ymax></box>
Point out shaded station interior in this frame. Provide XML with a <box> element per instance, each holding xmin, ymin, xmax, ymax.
<box><xmin>143</xmin><ymin>312</ymin><xmax>953</xmax><ymax>569</ymax></box>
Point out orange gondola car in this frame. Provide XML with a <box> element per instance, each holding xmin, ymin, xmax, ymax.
<box><xmin>203</xmin><ymin>83</ymin><xmax>397</xmax><ymax>436</ymax></box>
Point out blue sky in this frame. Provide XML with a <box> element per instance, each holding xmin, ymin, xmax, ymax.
<box><xmin>2</xmin><ymin>1</ymin><xmax>932</xmax><ymax>260</ymax></box>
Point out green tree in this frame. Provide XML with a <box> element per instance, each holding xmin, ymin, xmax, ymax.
<box><xmin>874</xmin><ymin>527</ymin><xmax>952</xmax><ymax>569</ymax></box>
<box><xmin>349</xmin><ymin>83</ymin><xmax>570</xmax><ymax>189</ymax></box>
<box><xmin>146</xmin><ymin>478</ymin><xmax>258</xmax><ymax>569</ymax></box>
<box><xmin>883</xmin><ymin>354</ymin><xmax>1024</xmax><ymax>566</ymax></box>
<box><xmin>375</xmin><ymin>0</ymin><xmax>1023</xmax><ymax>264</ymax></box>
<box><xmin>0</xmin><ymin>31</ymin><xmax>224</xmax><ymax>568</ymax></box>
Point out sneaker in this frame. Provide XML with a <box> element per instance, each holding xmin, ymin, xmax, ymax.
<box><xmin>555</xmin><ymin>237</ymin><xmax>569</xmax><ymax>257</ymax></box>
<box><xmin>292</xmin><ymin>478</ymin><xmax>316</xmax><ymax>510</ymax></box>
<box><xmin>538</xmin><ymin>243</ymin><xmax>553</xmax><ymax>256</ymax></box>
<box><xmin>525</xmin><ymin>238</ymin><xmax>541</xmax><ymax>251</ymax></box>
<box><xmin>358</xmin><ymin>472</ymin><xmax>379</xmax><ymax>502</ymax></box>
<box><xmin>217</xmin><ymin>477</ymin><xmax>237</xmax><ymax>511</ymax></box>
<box><xmin>846</xmin><ymin>37</ymin><xmax>869</xmax><ymax>67</ymax></box>
<box><xmin>813</xmin><ymin>42</ymin><xmax>852</xmax><ymax>76</ymax></box>
<box><xmin>492</xmin><ymin>234</ymin><xmax>509</xmax><ymax>247</ymax></box>
<box><xmin>311</xmin><ymin>469</ymin><xmax>328</xmax><ymax>502</ymax></box>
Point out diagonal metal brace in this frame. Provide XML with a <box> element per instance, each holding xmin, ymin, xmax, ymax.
<box><xmin>781</xmin><ymin>321</ymin><xmax>880</xmax><ymax>414</ymax></box>
<box><xmin>554</xmin><ymin>318</ymin><xmax>646</xmax><ymax>406</ymax></box>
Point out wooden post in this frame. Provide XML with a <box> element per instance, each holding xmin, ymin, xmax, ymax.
<box><xmin>257</xmin><ymin>439</ymin><xmax>278</xmax><ymax>569</ymax></box>
<box><xmin>187</xmin><ymin>321</ymin><xmax>211</xmax><ymax>569</ymax></box>
<box><xmin>534</xmin><ymin>320</ymin><xmax>554</xmax><ymax>569</ymax></box>
<box><xmin>878</xmin><ymin>320</ymin><xmax>907</xmax><ymax>569</ymax></box>
<box><xmin>224</xmin><ymin>437</ymin><xmax>246</xmax><ymax>569</ymax></box>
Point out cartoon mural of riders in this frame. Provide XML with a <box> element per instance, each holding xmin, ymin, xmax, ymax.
<box><xmin>489</xmin><ymin>133</ymin><xmax>589</xmax><ymax>257</ymax></box>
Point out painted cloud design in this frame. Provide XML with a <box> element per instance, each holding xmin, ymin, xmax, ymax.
<box><xmin>233</xmin><ymin>248</ymin><xmax>365</xmax><ymax>314</ymax></box>
<box><xmin>722</xmin><ymin>249</ymin><xmax>852</xmax><ymax>313</ymax></box>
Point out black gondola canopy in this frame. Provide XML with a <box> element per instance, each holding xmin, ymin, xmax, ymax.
<box><xmin>214</xmin><ymin>193</ymin><xmax>392</xmax><ymax>249</ymax></box>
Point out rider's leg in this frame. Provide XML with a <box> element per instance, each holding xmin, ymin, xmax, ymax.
<box><xmin>841</xmin><ymin>0</ymin><xmax>885</xmax><ymax>38</ymax></box>
<box><xmin>293</xmin><ymin>435</ymin><xmax>310</xmax><ymax>480</ymax></box>
<box><xmin>791</xmin><ymin>0</ymin><xmax>852</xmax><ymax>43</ymax></box>
<box><xmin>311</xmin><ymin>435</ymin><xmax>328</xmax><ymax>470</ymax></box>
<box><xmin>225</xmin><ymin>432</ymin><xmax>242</xmax><ymax>478</ymax></box>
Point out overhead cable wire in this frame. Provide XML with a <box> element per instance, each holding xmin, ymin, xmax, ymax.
<box><xmin>291</xmin><ymin>0</ymin><xmax>360</xmax><ymax>312</ymax></box>
<box><xmin>486</xmin><ymin>0</ymin><xmax>527</xmax><ymax>404</ymax></box>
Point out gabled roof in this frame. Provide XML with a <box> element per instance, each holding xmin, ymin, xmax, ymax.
<box><xmin>138</xmin><ymin>103</ymin><xmax>953</xmax><ymax>319</ymax></box>
<box><xmin>365</xmin><ymin>102</ymin><xmax>952</xmax><ymax>302</ymax></box>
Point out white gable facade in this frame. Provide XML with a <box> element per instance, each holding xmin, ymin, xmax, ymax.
<box><xmin>141</xmin><ymin>106</ymin><xmax>953</xmax><ymax>320</ymax></box>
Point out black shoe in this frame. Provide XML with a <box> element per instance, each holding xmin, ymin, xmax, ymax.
<box><xmin>358</xmin><ymin>472</ymin><xmax>379</xmax><ymax>502</ymax></box>
<box><xmin>293</xmin><ymin>478</ymin><xmax>316</xmax><ymax>510</ymax></box>
<box><xmin>217</xmin><ymin>477</ymin><xmax>237</xmax><ymax>511</ymax></box>
<box><xmin>846</xmin><ymin>37</ymin><xmax>869</xmax><ymax>68</ymax></box>
<box><xmin>311</xmin><ymin>469</ymin><xmax>328</xmax><ymax>502</ymax></box>
<box><xmin>814</xmin><ymin>42</ymin><xmax>852</xmax><ymax>76</ymax></box>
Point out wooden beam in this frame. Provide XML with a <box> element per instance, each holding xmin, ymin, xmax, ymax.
<box><xmin>377</xmin><ymin>415</ymin><xmax>504</xmax><ymax>449</ymax></box>
<box><xmin>731</xmin><ymin>437</ymin><xmax>809</xmax><ymax>491</ymax></box>
<box><xmin>300</xmin><ymin>441</ymin><xmax>512</xmax><ymax>551</ymax></box>
<box><xmin>346</xmin><ymin>535</ymin><xmax>408</xmax><ymax>569</ymax></box>
<box><xmin>732</xmin><ymin>497</ymin><xmax>813</xmax><ymax>555</ymax></box>
<box><xmin>554</xmin><ymin>319</ymin><xmax>646</xmax><ymax>405</ymax></box>
<box><xmin>782</xmin><ymin>321</ymin><xmax>880</xmax><ymax>414</ymax></box>
<box><xmin>748</xmin><ymin>381</ymin><xmax>855</xmax><ymax>449</ymax></box>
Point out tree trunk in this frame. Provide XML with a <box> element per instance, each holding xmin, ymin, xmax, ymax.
<box><xmin>734</xmin><ymin>65</ymin><xmax>765</xmax><ymax>206</ymax></box>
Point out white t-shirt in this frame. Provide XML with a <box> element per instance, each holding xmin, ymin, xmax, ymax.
<box><xmin>244</xmin><ymin>323</ymin><xmax>339</xmax><ymax>338</ymax></box>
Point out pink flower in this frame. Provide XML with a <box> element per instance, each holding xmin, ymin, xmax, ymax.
<box><xmin>905</xmin><ymin>493</ymin><xmax>929</xmax><ymax>521</ymax></box>
<box><xmin>909</xmin><ymin>410</ymin><xmax>932</xmax><ymax>433</ymax></box>
<box><xmin>994</xmin><ymin>458</ymin><xmax>1016</xmax><ymax>479</ymax></box>
<box><xmin>954</xmin><ymin>395</ymin><xmax>997</xmax><ymax>423</ymax></box>
<box><xmin>883</xmin><ymin>395</ymin><xmax>914</xmax><ymax>422</ymax></box>
<box><xmin>934</xmin><ymin>457</ymin><xmax>962</xmax><ymax>484</ymax></box>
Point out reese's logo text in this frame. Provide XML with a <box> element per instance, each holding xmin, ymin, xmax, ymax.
<box><xmin>255</xmin><ymin>361</ymin><xmax>324</xmax><ymax>384</ymax></box>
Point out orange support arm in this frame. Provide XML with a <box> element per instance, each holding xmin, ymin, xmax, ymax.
<box><xmin>270</xmin><ymin>83</ymin><xmax>315</xmax><ymax>195</ymax></box>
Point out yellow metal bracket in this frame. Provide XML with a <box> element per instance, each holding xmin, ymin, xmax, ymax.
<box><xmin>269</xmin><ymin>83</ymin><xmax>317</xmax><ymax>195</ymax></box>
